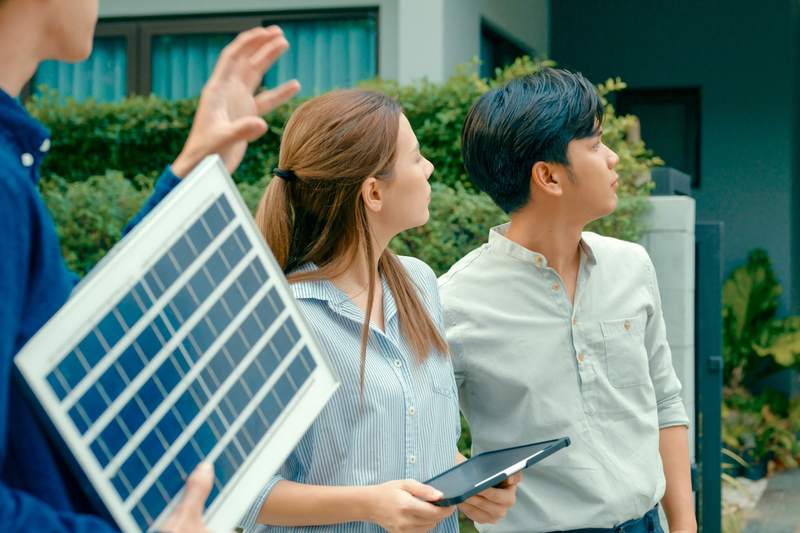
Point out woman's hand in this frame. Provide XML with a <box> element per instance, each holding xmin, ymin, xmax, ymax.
<box><xmin>366</xmin><ymin>479</ymin><xmax>455</xmax><ymax>533</ymax></box>
<box><xmin>171</xmin><ymin>25</ymin><xmax>301</xmax><ymax>177</ymax></box>
<box><xmin>458</xmin><ymin>472</ymin><xmax>522</xmax><ymax>525</ymax></box>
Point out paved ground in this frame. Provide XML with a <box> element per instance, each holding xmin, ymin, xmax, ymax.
<box><xmin>743</xmin><ymin>468</ymin><xmax>800</xmax><ymax>533</ymax></box>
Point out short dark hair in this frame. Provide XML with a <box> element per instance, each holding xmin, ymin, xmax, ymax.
<box><xmin>461</xmin><ymin>67</ymin><xmax>603</xmax><ymax>213</ymax></box>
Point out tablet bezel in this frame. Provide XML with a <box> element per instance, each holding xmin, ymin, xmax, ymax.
<box><xmin>426</xmin><ymin>436</ymin><xmax>571</xmax><ymax>506</ymax></box>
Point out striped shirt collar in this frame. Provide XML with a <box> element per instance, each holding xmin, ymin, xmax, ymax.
<box><xmin>289</xmin><ymin>262</ymin><xmax>399</xmax><ymax>325</ymax></box>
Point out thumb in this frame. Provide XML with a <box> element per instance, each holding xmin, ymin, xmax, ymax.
<box><xmin>178</xmin><ymin>462</ymin><xmax>214</xmax><ymax>514</ymax></box>
<box><xmin>224</xmin><ymin>116</ymin><xmax>268</xmax><ymax>144</ymax></box>
<box><xmin>401</xmin><ymin>480</ymin><xmax>443</xmax><ymax>502</ymax></box>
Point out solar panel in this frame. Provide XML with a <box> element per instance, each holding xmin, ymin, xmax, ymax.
<box><xmin>15</xmin><ymin>155</ymin><xmax>339</xmax><ymax>532</ymax></box>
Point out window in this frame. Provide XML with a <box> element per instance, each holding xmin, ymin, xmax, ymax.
<box><xmin>29</xmin><ymin>10</ymin><xmax>378</xmax><ymax>102</ymax></box>
<box><xmin>479</xmin><ymin>20</ymin><xmax>531</xmax><ymax>78</ymax></box>
<box><xmin>615</xmin><ymin>88</ymin><xmax>702</xmax><ymax>187</ymax></box>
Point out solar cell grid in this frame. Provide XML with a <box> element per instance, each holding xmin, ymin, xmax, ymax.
<box><xmin>16</xmin><ymin>158</ymin><xmax>337</xmax><ymax>532</ymax></box>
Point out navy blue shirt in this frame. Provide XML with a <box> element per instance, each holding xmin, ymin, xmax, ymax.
<box><xmin>0</xmin><ymin>88</ymin><xmax>180</xmax><ymax>531</ymax></box>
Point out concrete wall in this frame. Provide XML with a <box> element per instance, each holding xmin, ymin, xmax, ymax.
<box><xmin>641</xmin><ymin>197</ymin><xmax>696</xmax><ymax>459</ymax></box>
<box><xmin>100</xmin><ymin>0</ymin><xmax>548</xmax><ymax>84</ymax></box>
<box><xmin>551</xmin><ymin>0</ymin><xmax>800</xmax><ymax>311</ymax></box>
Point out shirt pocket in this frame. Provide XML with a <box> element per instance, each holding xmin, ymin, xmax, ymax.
<box><xmin>600</xmin><ymin>315</ymin><xmax>649</xmax><ymax>388</ymax></box>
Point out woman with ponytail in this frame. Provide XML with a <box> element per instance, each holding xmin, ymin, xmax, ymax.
<box><xmin>241</xmin><ymin>90</ymin><xmax>520</xmax><ymax>533</ymax></box>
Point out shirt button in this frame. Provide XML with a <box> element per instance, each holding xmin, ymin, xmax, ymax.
<box><xmin>393</xmin><ymin>359</ymin><xmax>402</xmax><ymax>368</ymax></box>
<box><xmin>39</xmin><ymin>139</ymin><xmax>51</xmax><ymax>152</ymax></box>
<box><xmin>20</xmin><ymin>153</ymin><xmax>34</xmax><ymax>167</ymax></box>
<box><xmin>551</xmin><ymin>282</ymin><xmax>560</xmax><ymax>292</ymax></box>
<box><xmin>577</xmin><ymin>353</ymin><xmax>586</xmax><ymax>363</ymax></box>
<box><xmin>624</xmin><ymin>320</ymin><xmax>632</xmax><ymax>331</ymax></box>
<box><xmin>408</xmin><ymin>406</ymin><xmax>416</xmax><ymax>416</ymax></box>
<box><xmin>534</xmin><ymin>256</ymin><xmax>543</xmax><ymax>267</ymax></box>
<box><xmin>408</xmin><ymin>455</ymin><xmax>417</xmax><ymax>464</ymax></box>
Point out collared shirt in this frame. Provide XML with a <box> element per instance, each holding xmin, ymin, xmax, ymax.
<box><xmin>438</xmin><ymin>223</ymin><xmax>689</xmax><ymax>532</ymax></box>
<box><xmin>242</xmin><ymin>257</ymin><xmax>460</xmax><ymax>533</ymax></box>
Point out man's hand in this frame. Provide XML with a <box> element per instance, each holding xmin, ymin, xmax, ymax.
<box><xmin>458</xmin><ymin>472</ymin><xmax>522</xmax><ymax>525</ymax></box>
<box><xmin>171</xmin><ymin>25</ymin><xmax>301</xmax><ymax>177</ymax></box>
<box><xmin>160</xmin><ymin>462</ymin><xmax>213</xmax><ymax>533</ymax></box>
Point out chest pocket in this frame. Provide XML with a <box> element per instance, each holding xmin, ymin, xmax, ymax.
<box><xmin>600</xmin><ymin>315</ymin><xmax>649</xmax><ymax>388</ymax></box>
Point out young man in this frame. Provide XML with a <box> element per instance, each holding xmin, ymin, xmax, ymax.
<box><xmin>438</xmin><ymin>68</ymin><xmax>696</xmax><ymax>532</ymax></box>
<box><xmin>0</xmin><ymin>1</ymin><xmax>299</xmax><ymax>531</ymax></box>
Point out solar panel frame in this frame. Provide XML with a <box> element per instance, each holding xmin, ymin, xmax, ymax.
<box><xmin>14</xmin><ymin>155</ymin><xmax>339</xmax><ymax>532</ymax></box>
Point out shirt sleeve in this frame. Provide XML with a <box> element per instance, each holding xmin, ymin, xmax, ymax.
<box><xmin>122</xmin><ymin>166</ymin><xmax>182</xmax><ymax>237</ymax></box>
<box><xmin>239</xmin><ymin>448</ymin><xmax>303</xmax><ymax>532</ymax></box>
<box><xmin>640</xmin><ymin>248</ymin><xmax>690</xmax><ymax>429</ymax></box>
<box><xmin>0</xmin><ymin>179</ymin><xmax>118</xmax><ymax>532</ymax></box>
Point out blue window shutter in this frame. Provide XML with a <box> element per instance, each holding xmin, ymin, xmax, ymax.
<box><xmin>34</xmin><ymin>36</ymin><xmax>127</xmax><ymax>102</ymax></box>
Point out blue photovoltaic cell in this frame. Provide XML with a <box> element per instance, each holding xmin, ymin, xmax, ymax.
<box><xmin>170</xmin><ymin>236</ymin><xmax>194</xmax><ymax>270</ymax></box>
<box><xmin>157</xmin><ymin>408</ymin><xmax>182</xmax><ymax>445</ymax></box>
<box><xmin>171</xmin><ymin>286</ymin><xmax>197</xmax><ymax>322</ymax></box>
<box><xmin>261</xmin><ymin>390</ymin><xmax>282</xmax><ymax>425</ymax></box>
<box><xmin>134</xmin><ymin>326</ymin><xmax>162</xmax><ymax>360</ymax></box>
<box><xmin>117</xmin><ymin>345</ymin><xmax>145</xmax><ymax>382</ymax></box>
<box><xmin>133</xmin><ymin>282</ymin><xmax>153</xmax><ymax>309</ymax></box>
<box><xmin>99</xmin><ymin>363</ymin><xmax>126</xmax><ymax>402</ymax></box>
<box><xmin>47</xmin><ymin>372</ymin><xmax>67</xmax><ymax>400</ymax></box>
<box><xmin>118</xmin><ymin>400</ymin><xmax>147</xmax><ymax>436</ymax></box>
<box><xmin>204</xmin><ymin>203</ymin><xmax>227</xmax><ymax>236</ymax></box>
<box><xmin>144</xmin><ymin>271</ymin><xmax>164</xmax><ymax>299</ymax></box>
<box><xmin>153</xmin><ymin>255</ymin><xmax>179</xmax><ymax>295</ymax></box>
<box><xmin>205</xmin><ymin>251</ymin><xmax>228</xmax><ymax>284</ymax></box>
<box><xmin>99</xmin><ymin>419</ymin><xmax>128</xmax><ymax>462</ymax></box>
<box><xmin>218</xmin><ymin>196</ymin><xmax>235</xmax><ymax>221</ymax></box>
<box><xmin>78</xmin><ymin>331</ymin><xmax>106</xmax><ymax>367</ymax></box>
<box><xmin>97</xmin><ymin>312</ymin><xmax>125</xmax><ymax>351</ymax></box>
<box><xmin>140</xmin><ymin>431</ymin><xmax>166</xmax><ymax>467</ymax></box>
<box><xmin>116</xmin><ymin>290</ymin><xmax>144</xmax><ymax>329</ymax></box>
<box><xmin>132</xmin><ymin>506</ymin><xmax>149</xmax><ymax>532</ymax></box>
<box><xmin>189</xmin><ymin>269</ymin><xmax>213</xmax><ymax>303</ymax></box>
<box><xmin>189</xmin><ymin>319</ymin><xmax>215</xmax><ymax>353</ymax></box>
<box><xmin>57</xmin><ymin>352</ymin><xmax>86</xmax><ymax>391</ymax></box>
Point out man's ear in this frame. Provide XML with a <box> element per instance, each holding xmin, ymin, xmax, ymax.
<box><xmin>361</xmin><ymin>177</ymin><xmax>384</xmax><ymax>213</ymax></box>
<box><xmin>530</xmin><ymin>161</ymin><xmax>564</xmax><ymax>198</ymax></box>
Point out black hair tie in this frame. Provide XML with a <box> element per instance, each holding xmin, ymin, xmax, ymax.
<box><xmin>273</xmin><ymin>167</ymin><xmax>297</xmax><ymax>182</ymax></box>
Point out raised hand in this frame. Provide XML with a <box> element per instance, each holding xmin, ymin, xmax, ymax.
<box><xmin>171</xmin><ymin>25</ymin><xmax>301</xmax><ymax>177</ymax></box>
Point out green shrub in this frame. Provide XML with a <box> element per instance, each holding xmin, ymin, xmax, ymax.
<box><xmin>29</xmin><ymin>58</ymin><xmax>658</xmax><ymax>201</ymax></box>
<box><xmin>723</xmin><ymin>249</ymin><xmax>800</xmax><ymax>387</ymax></box>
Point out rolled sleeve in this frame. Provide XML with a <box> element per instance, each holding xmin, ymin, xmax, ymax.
<box><xmin>239</xmin><ymin>474</ymin><xmax>285</xmax><ymax>533</ymax></box>
<box><xmin>641</xmin><ymin>249</ymin><xmax>690</xmax><ymax>429</ymax></box>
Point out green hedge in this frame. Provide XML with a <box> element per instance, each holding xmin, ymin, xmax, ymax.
<box><xmin>29</xmin><ymin>58</ymin><xmax>659</xmax><ymax>191</ymax></box>
<box><xmin>36</xmin><ymin>57</ymin><xmax>661</xmax><ymax>278</ymax></box>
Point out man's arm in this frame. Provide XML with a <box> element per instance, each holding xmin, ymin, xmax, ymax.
<box><xmin>639</xmin><ymin>247</ymin><xmax>696</xmax><ymax>532</ymax></box>
<box><xmin>659</xmin><ymin>426</ymin><xmax>696</xmax><ymax>532</ymax></box>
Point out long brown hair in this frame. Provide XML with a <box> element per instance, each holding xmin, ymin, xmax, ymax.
<box><xmin>256</xmin><ymin>90</ymin><xmax>447</xmax><ymax>392</ymax></box>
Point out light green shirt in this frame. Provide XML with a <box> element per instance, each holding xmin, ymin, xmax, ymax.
<box><xmin>438</xmin><ymin>224</ymin><xmax>689</xmax><ymax>532</ymax></box>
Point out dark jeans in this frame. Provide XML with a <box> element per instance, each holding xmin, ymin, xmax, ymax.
<box><xmin>551</xmin><ymin>506</ymin><xmax>664</xmax><ymax>533</ymax></box>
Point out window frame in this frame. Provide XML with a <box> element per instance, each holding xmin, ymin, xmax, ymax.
<box><xmin>24</xmin><ymin>8</ymin><xmax>380</xmax><ymax>101</ymax></box>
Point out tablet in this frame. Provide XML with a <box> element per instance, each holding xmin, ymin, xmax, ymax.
<box><xmin>425</xmin><ymin>437</ymin><xmax>570</xmax><ymax>506</ymax></box>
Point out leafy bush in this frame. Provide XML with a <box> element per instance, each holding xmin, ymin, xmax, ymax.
<box><xmin>723</xmin><ymin>249</ymin><xmax>800</xmax><ymax>387</ymax></box>
<box><xmin>30</xmin><ymin>59</ymin><xmax>658</xmax><ymax>206</ymax></box>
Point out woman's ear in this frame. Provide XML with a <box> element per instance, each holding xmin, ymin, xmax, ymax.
<box><xmin>530</xmin><ymin>161</ymin><xmax>564</xmax><ymax>198</ymax></box>
<box><xmin>361</xmin><ymin>177</ymin><xmax>384</xmax><ymax>213</ymax></box>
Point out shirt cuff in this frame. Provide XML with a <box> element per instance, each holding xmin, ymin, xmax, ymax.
<box><xmin>657</xmin><ymin>394</ymin><xmax>690</xmax><ymax>429</ymax></box>
<box><xmin>239</xmin><ymin>474</ymin><xmax>285</xmax><ymax>532</ymax></box>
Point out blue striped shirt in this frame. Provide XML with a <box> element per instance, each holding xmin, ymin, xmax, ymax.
<box><xmin>241</xmin><ymin>256</ymin><xmax>460</xmax><ymax>533</ymax></box>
